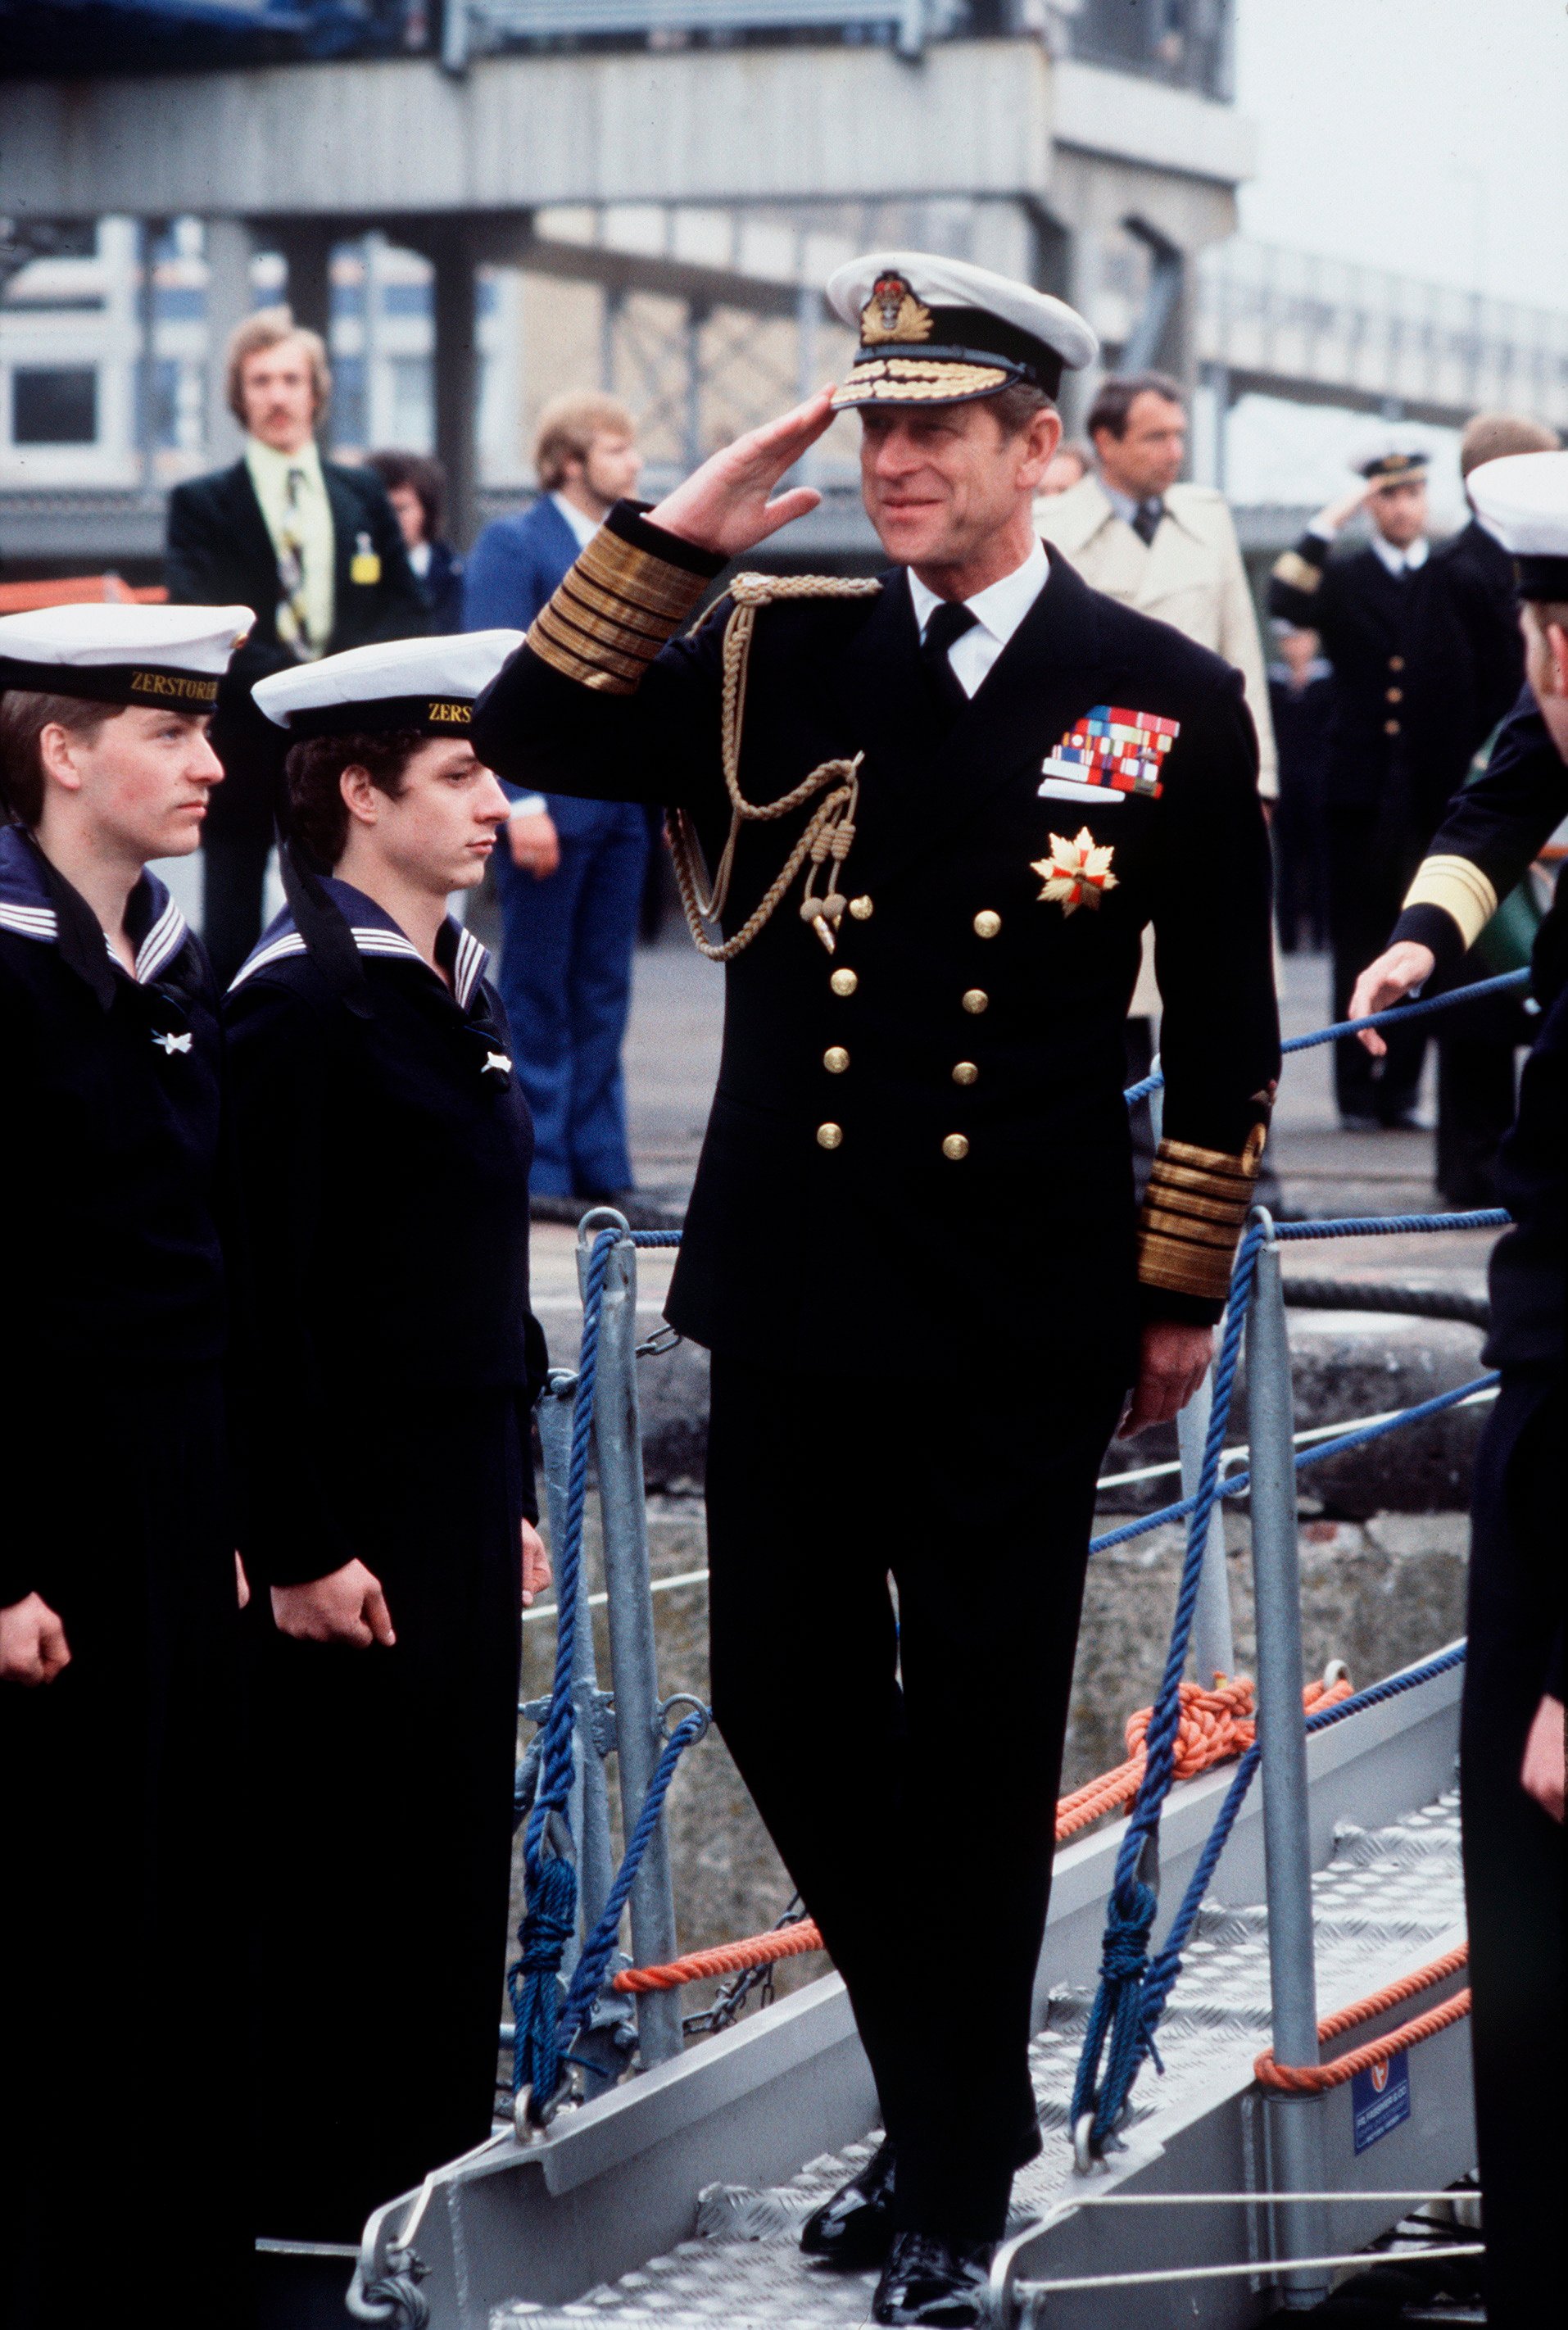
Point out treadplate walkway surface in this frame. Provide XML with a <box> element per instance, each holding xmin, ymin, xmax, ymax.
<box><xmin>492</xmin><ymin>1793</ymin><xmax>1465</xmax><ymax>2325</ymax></box>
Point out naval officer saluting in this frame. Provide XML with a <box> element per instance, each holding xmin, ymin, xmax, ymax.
<box><xmin>0</xmin><ymin>603</ymin><xmax>255</xmax><ymax>2328</ymax></box>
<box><xmin>223</xmin><ymin>634</ymin><xmax>551</xmax><ymax>2242</ymax></box>
<box><xmin>474</xmin><ymin>252</ymin><xmax>1280</xmax><ymax>2326</ymax></box>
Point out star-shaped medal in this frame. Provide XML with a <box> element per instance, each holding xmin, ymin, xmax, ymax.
<box><xmin>483</xmin><ymin>1050</ymin><xmax>513</xmax><ymax>1077</ymax></box>
<box><xmin>1031</xmin><ymin>828</ymin><xmax>1118</xmax><ymax>918</ymax></box>
<box><xmin>152</xmin><ymin>1030</ymin><xmax>193</xmax><ymax>1055</ymax></box>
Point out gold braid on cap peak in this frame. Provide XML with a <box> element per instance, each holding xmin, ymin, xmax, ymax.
<box><xmin>528</xmin><ymin>523</ymin><xmax>716</xmax><ymax>696</ymax></box>
<box><xmin>1138</xmin><ymin>1129</ymin><xmax>1267</xmax><ymax>1304</ymax></box>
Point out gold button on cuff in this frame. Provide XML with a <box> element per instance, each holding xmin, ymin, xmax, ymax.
<box><xmin>849</xmin><ymin>895</ymin><xmax>874</xmax><ymax>921</ymax></box>
<box><xmin>830</xmin><ymin>968</ymin><xmax>859</xmax><ymax>996</ymax></box>
<box><xmin>1384</xmin><ymin>718</ymin><xmax>1401</xmax><ymax>736</ymax></box>
<box><xmin>1386</xmin><ymin>686</ymin><xmax>1403</xmax><ymax>703</ymax></box>
<box><xmin>816</xmin><ymin>1122</ymin><xmax>843</xmax><ymax>1150</ymax></box>
<box><xmin>941</xmin><ymin>1133</ymin><xmax>970</xmax><ymax>1161</ymax></box>
<box><xmin>972</xmin><ymin>909</ymin><xmax>1002</xmax><ymax>939</ymax></box>
<box><xmin>823</xmin><ymin>1046</ymin><xmax>850</xmax><ymax>1074</ymax></box>
<box><xmin>951</xmin><ymin>1060</ymin><xmax>978</xmax><ymax>1086</ymax></box>
<box><xmin>961</xmin><ymin>988</ymin><xmax>989</xmax><ymax>1015</ymax></box>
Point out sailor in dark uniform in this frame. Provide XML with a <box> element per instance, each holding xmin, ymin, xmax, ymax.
<box><xmin>1353</xmin><ymin>449</ymin><xmax>1566</xmax><ymax>2330</ymax></box>
<box><xmin>224</xmin><ymin>633</ymin><xmax>551</xmax><ymax>2243</ymax></box>
<box><xmin>473</xmin><ymin>252</ymin><xmax>1280</xmax><ymax>2326</ymax></box>
<box><xmin>0</xmin><ymin>603</ymin><xmax>254</xmax><ymax>2330</ymax></box>
<box><xmin>1269</xmin><ymin>444</ymin><xmax>1515</xmax><ymax>1128</ymax></box>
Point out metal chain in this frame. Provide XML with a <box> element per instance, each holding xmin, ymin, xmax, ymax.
<box><xmin>668</xmin><ymin>572</ymin><xmax>881</xmax><ymax>963</ymax></box>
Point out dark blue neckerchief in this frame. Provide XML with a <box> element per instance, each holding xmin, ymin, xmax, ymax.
<box><xmin>0</xmin><ymin>822</ymin><xmax>191</xmax><ymax>1009</ymax></box>
<box><xmin>232</xmin><ymin>861</ymin><xmax>492</xmax><ymax>1016</ymax></box>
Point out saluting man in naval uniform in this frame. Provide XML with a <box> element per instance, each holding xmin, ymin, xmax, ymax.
<box><xmin>224</xmin><ymin>635</ymin><xmax>551</xmax><ymax>2246</ymax></box>
<box><xmin>474</xmin><ymin>253</ymin><xmax>1280</xmax><ymax>2327</ymax></box>
<box><xmin>1352</xmin><ymin>451</ymin><xmax>1566</xmax><ymax>2330</ymax></box>
<box><xmin>0</xmin><ymin>603</ymin><xmax>256</xmax><ymax>2329</ymax></box>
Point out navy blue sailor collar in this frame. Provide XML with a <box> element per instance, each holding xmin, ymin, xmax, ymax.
<box><xmin>0</xmin><ymin>821</ymin><xmax>193</xmax><ymax>994</ymax></box>
<box><xmin>230</xmin><ymin>874</ymin><xmax>492</xmax><ymax>1013</ymax></box>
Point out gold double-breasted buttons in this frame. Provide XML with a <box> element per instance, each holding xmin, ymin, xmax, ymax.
<box><xmin>817</xmin><ymin>1122</ymin><xmax>843</xmax><ymax>1150</ymax></box>
<box><xmin>1386</xmin><ymin>687</ymin><xmax>1403</xmax><ymax>704</ymax></box>
<box><xmin>973</xmin><ymin>909</ymin><xmax>1002</xmax><ymax>939</ymax></box>
<box><xmin>823</xmin><ymin>1046</ymin><xmax>850</xmax><ymax>1074</ymax></box>
<box><xmin>962</xmin><ymin>988</ymin><xmax>989</xmax><ymax>1015</ymax></box>
<box><xmin>830</xmin><ymin>968</ymin><xmax>858</xmax><ymax>997</ymax></box>
<box><xmin>942</xmin><ymin>1133</ymin><xmax>970</xmax><ymax>1161</ymax></box>
<box><xmin>1384</xmin><ymin>718</ymin><xmax>1401</xmax><ymax>736</ymax></box>
<box><xmin>849</xmin><ymin>895</ymin><xmax>874</xmax><ymax>921</ymax></box>
<box><xmin>951</xmin><ymin>1061</ymin><xmax>978</xmax><ymax>1086</ymax></box>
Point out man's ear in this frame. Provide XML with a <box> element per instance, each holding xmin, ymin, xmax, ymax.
<box><xmin>1018</xmin><ymin>404</ymin><xmax>1064</xmax><ymax>489</ymax></box>
<box><xmin>1548</xmin><ymin>619</ymin><xmax>1568</xmax><ymax>700</ymax></box>
<box><xmin>36</xmin><ymin>722</ymin><xmax>85</xmax><ymax>796</ymax></box>
<box><xmin>338</xmin><ymin>764</ymin><xmax>381</xmax><ymax>828</ymax></box>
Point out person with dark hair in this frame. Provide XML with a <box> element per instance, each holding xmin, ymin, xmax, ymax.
<box><xmin>464</xmin><ymin>391</ymin><xmax>653</xmax><ymax>1211</ymax></box>
<box><xmin>223</xmin><ymin>630</ymin><xmax>551</xmax><ymax>2248</ymax></box>
<box><xmin>1267</xmin><ymin>623</ymin><xmax>1333</xmax><ymax>953</ymax></box>
<box><xmin>473</xmin><ymin>250</ymin><xmax>1278</xmax><ymax>2328</ymax></box>
<box><xmin>365</xmin><ymin>447</ymin><xmax>465</xmax><ymax>631</ymax></box>
<box><xmin>0</xmin><ymin>603</ymin><xmax>256</xmax><ymax>2330</ymax></box>
<box><xmin>164</xmin><ymin>307</ymin><xmax>428</xmax><ymax>988</ymax></box>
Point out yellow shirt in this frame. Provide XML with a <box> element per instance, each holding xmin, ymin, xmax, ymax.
<box><xmin>245</xmin><ymin>435</ymin><xmax>335</xmax><ymax>660</ymax></box>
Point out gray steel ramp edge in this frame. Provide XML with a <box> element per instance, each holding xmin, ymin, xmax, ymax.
<box><xmin>356</xmin><ymin>1650</ymin><xmax>1465</xmax><ymax>2327</ymax></box>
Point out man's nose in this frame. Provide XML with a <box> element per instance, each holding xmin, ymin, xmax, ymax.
<box><xmin>191</xmin><ymin>732</ymin><xmax>225</xmax><ymax>783</ymax></box>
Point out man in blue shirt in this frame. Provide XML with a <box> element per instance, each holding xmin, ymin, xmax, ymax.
<box><xmin>465</xmin><ymin>392</ymin><xmax>650</xmax><ymax>1205</ymax></box>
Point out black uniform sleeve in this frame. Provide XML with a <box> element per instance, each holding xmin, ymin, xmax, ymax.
<box><xmin>223</xmin><ymin>976</ymin><xmax>363</xmax><ymax>1589</ymax></box>
<box><xmin>1138</xmin><ymin>673</ymin><xmax>1282</xmax><ymax>1325</ymax></box>
<box><xmin>1268</xmin><ymin>529</ymin><xmax>1337</xmax><ymax>635</ymax></box>
<box><xmin>1390</xmin><ymin>688</ymin><xmax>1566</xmax><ymax>981</ymax></box>
<box><xmin>470</xmin><ymin>500</ymin><xmax>729</xmax><ymax>810</ymax></box>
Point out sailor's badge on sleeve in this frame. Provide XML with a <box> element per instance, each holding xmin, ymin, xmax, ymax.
<box><xmin>1038</xmin><ymin>705</ymin><xmax>1178</xmax><ymax>805</ymax></box>
<box><xmin>1032</xmin><ymin>829</ymin><xmax>1118</xmax><ymax>917</ymax></box>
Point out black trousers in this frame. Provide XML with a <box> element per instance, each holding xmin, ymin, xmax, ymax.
<box><xmin>1461</xmin><ymin>1370</ymin><xmax>1565</xmax><ymax>2330</ymax></box>
<box><xmin>1327</xmin><ymin>805</ymin><xmax>1427</xmax><ymax>1121</ymax></box>
<box><xmin>0</xmin><ymin>1371</ymin><xmax>251</xmax><ymax>2330</ymax></box>
<box><xmin>1435</xmin><ymin>981</ymin><xmax>1527</xmax><ymax>1208</ymax></box>
<box><xmin>706</xmin><ymin>1355</ymin><xmax>1126</xmax><ymax>2242</ymax></box>
<box><xmin>248</xmin><ymin>1392</ymin><xmax>525</xmax><ymax>2241</ymax></box>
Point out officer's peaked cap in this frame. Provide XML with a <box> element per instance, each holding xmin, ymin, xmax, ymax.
<box><xmin>1469</xmin><ymin>448</ymin><xmax>1568</xmax><ymax>600</ymax></box>
<box><xmin>0</xmin><ymin>601</ymin><xmax>252</xmax><ymax>713</ymax></box>
<box><xmin>254</xmin><ymin>630</ymin><xmax>524</xmax><ymax>740</ymax></box>
<box><xmin>827</xmin><ymin>252</ymin><xmax>1098</xmax><ymax>412</ymax></box>
<box><xmin>1355</xmin><ymin>437</ymin><xmax>1430</xmax><ymax>488</ymax></box>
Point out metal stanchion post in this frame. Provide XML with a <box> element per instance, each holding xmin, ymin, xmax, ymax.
<box><xmin>1244</xmin><ymin>1213</ymin><xmax>1329</xmax><ymax>2306</ymax></box>
<box><xmin>534</xmin><ymin>1374</ymin><xmax>630</xmax><ymax>2093</ymax></box>
<box><xmin>578</xmin><ymin>1213</ymin><xmax>686</xmax><ymax>2070</ymax></box>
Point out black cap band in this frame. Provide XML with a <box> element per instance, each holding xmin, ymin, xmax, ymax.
<box><xmin>0</xmin><ymin>657</ymin><xmax>221</xmax><ymax>710</ymax></box>
<box><xmin>1515</xmin><ymin>553</ymin><xmax>1568</xmax><ymax>601</ymax></box>
<box><xmin>280</xmin><ymin>693</ymin><xmax>477</xmax><ymax>740</ymax></box>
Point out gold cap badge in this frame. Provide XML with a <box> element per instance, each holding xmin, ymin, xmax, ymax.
<box><xmin>859</xmin><ymin>273</ymin><xmax>934</xmax><ymax>347</ymax></box>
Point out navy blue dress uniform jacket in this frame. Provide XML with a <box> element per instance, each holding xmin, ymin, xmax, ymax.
<box><xmin>473</xmin><ymin>505</ymin><xmax>1280</xmax><ymax>1374</ymax></box>
<box><xmin>0</xmin><ymin>827</ymin><xmax>248</xmax><ymax>2325</ymax></box>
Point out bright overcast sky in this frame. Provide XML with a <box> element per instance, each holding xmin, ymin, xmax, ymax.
<box><xmin>1234</xmin><ymin>0</ymin><xmax>1568</xmax><ymax>311</ymax></box>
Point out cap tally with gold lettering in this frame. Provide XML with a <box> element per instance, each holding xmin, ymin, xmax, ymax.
<box><xmin>1468</xmin><ymin>448</ymin><xmax>1568</xmax><ymax>601</ymax></box>
<box><xmin>253</xmin><ymin>630</ymin><xmax>524</xmax><ymax>738</ymax></box>
<box><xmin>826</xmin><ymin>251</ymin><xmax>1098</xmax><ymax>411</ymax></box>
<box><xmin>0</xmin><ymin>601</ymin><xmax>252</xmax><ymax>712</ymax></box>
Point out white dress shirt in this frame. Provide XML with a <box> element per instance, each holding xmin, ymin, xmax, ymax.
<box><xmin>1368</xmin><ymin>531</ymin><xmax>1429</xmax><ymax>577</ymax></box>
<box><xmin>906</xmin><ymin>535</ymin><xmax>1050</xmax><ymax>699</ymax></box>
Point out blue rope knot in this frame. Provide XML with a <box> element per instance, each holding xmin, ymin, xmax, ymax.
<box><xmin>509</xmin><ymin>1852</ymin><xmax>578</xmax><ymax>2106</ymax></box>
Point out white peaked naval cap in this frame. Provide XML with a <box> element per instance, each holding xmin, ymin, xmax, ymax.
<box><xmin>826</xmin><ymin>250</ymin><xmax>1098</xmax><ymax>410</ymax></box>
<box><xmin>253</xmin><ymin>630</ymin><xmax>525</xmax><ymax>737</ymax></box>
<box><xmin>1468</xmin><ymin>449</ymin><xmax>1568</xmax><ymax>597</ymax></box>
<box><xmin>0</xmin><ymin>601</ymin><xmax>253</xmax><ymax>709</ymax></box>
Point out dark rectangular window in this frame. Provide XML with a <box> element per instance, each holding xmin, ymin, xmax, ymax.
<box><xmin>332</xmin><ymin>354</ymin><xmax>366</xmax><ymax>448</ymax></box>
<box><xmin>11</xmin><ymin>366</ymin><xmax>98</xmax><ymax>445</ymax></box>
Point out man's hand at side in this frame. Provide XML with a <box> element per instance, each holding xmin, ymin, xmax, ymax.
<box><xmin>0</xmin><ymin>1592</ymin><xmax>71</xmax><ymax>1685</ymax></box>
<box><xmin>650</xmin><ymin>387</ymin><xmax>837</xmax><ymax>558</ymax></box>
<box><xmin>1521</xmin><ymin>1693</ymin><xmax>1565</xmax><ymax>1823</ymax></box>
<box><xmin>510</xmin><ymin>809</ymin><xmax>561</xmax><ymax>879</ymax></box>
<box><xmin>1122</xmin><ymin>1321</ymin><xmax>1216</xmax><ymax>1437</ymax></box>
<box><xmin>521</xmin><ymin>1521</ymin><xmax>551</xmax><ymax>1610</ymax></box>
<box><xmin>271</xmin><ymin>1560</ymin><xmax>396</xmax><ymax>1649</ymax></box>
<box><xmin>1349</xmin><ymin>942</ymin><xmax>1436</xmax><ymax>1057</ymax></box>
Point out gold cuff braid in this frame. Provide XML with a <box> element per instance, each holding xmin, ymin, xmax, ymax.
<box><xmin>1401</xmin><ymin>854</ymin><xmax>1499</xmax><ymax>952</ymax></box>
<box><xmin>1138</xmin><ymin>1132</ymin><xmax>1264</xmax><ymax>1303</ymax></box>
<box><xmin>528</xmin><ymin>524</ymin><xmax>714</xmax><ymax>696</ymax></box>
<box><xmin>1271</xmin><ymin>548</ymin><xmax>1324</xmax><ymax>595</ymax></box>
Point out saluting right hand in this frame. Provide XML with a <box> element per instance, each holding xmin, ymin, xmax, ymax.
<box><xmin>271</xmin><ymin>1559</ymin><xmax>396</xmax><ymax>1650</ymax></box>
<box><xmin>0</xmin><ymin>1592</ymin><xmax>72</xmax><ymax>1685</ymax></box>
<box><xmin>650</xmin><ymin>386</ymin><xmax>838</xmax><ymax>557</ymax></box>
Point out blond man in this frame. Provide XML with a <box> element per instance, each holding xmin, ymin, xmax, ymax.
<box><xmin>165</xmin><ymin>306</ymin><xmax>426</xmax><ymax>981</ymax></box>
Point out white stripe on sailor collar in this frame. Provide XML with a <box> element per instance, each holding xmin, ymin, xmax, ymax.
<box><xmin>0</xmin><ymin>894</ymin><xmax>189</xmax><ymax>985</ymax></box>
<box><xmin>229</xmin><ymin>920</ymin><xmax>489</xmax><ymax>1002</ymax></box>
<box><xmin>451</xmin><ymin>922</ymin><xmax>490</xmax><ymax>1012</ymax></box>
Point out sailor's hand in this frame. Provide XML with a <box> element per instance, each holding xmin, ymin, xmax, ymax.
<box><xmin>0</xmin><ymin>1591</ymin><xmax>72</xmax><ymax>1686</ymax></box>
<box><xmin>235</xmin><ymin>1552</ymin><xmax>251</xmax><ymax>1610</ymax></box>
<box><xmin>1520</xmin><ymin>1693</ymin><xmax>1565</xmax><ymax>1823</ymax></box>
<box><xmin>521</xmin><ymin>1521</ymin><xmax>551</xmax><ymax>1609</ymax></box>
<box><xmin>1122</xmin><ymin>1322</ymin><xmax>1215</xmax><ymax>1438</ymax></box>
<box><xmin>271</xmin><ymin>1560</ymin><xmax>396</xmax><ymax>1649</ymax></box>
<box><xmin>1349</xmin><ymin>942</ymin><xmax>1435</xmax><ymax>1056</ymax></box>
<box><xmin>650</xmin><ymin>387</ymin><xmax>836</xmax><ymax>555</ymax></box>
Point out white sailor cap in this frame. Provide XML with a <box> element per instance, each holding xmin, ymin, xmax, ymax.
<box><xmin>1468</xmin><ymin>448</ymin><xmax>1568</xmax><ymax>599</ymax></box>
<box><xmin>826</xmin><ymin>251</ymin><xmax>1098</xmax><ymax>412</ymax></box>
<box><xmin>253</xmin><ymin>630</ymin><xmax>524</xmax><ymax>739</ymax></box>
<box><xmin>0</xmin><ymin>601</ymin><xmax>252</xmax><ymax>713</ymax></box>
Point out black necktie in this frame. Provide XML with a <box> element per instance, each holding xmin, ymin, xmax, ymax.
<box><xmin>1132</xmin><ymin>498</ymin><xmax>1163</xmax><ymax>547</ymax></box>
<box><xmin>920</xmin><ymin>601</ymin><xmax>979</xmax><ymax>727</ymax></box>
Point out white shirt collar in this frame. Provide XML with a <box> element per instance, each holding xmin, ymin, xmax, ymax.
<box><xmin>1370</xmin><ymin>530</ymin><xmax>1429</xmax><ymax>576</ymax></box>
<box><xmin>245</xmin><ymin>433</ymin><xmax>324</xmax><ymax>489</ymax></box>
<box><xmin>906</xmin><ymin>533</ymin><xmax>1049</xmax><ymax>650</ymax></box>
<box><xmin>551</xmin><ymin>490</ymin><xmax>602</xmax><ymax>550</ymax></box>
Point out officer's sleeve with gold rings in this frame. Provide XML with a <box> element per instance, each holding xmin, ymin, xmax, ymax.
<box><xmin>1135</xmin><ymin>671</ymin><xmax>1280</xmax><ymax>1322</ymax></box>
<box><xmin>525</xmin><ymin>501</ymin><xmax>726</xmax><ymax>696</ymax></box>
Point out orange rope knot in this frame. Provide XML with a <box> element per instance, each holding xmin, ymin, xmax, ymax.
<box><xmin>1255</xmin><ymin>1945</ymin><xmax>1471</xmax><ymax>2092</ymax></box>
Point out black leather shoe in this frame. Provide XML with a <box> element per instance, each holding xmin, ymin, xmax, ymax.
<box><xmin>800</xmin><ymin>2139</ymin><xmax>897</xmax><ymax>2269</ymax></box>
<box><xmin>872</xmin><ymin>2231</ymin><xmax>995</xmax><ymax>2326</ymax></box>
